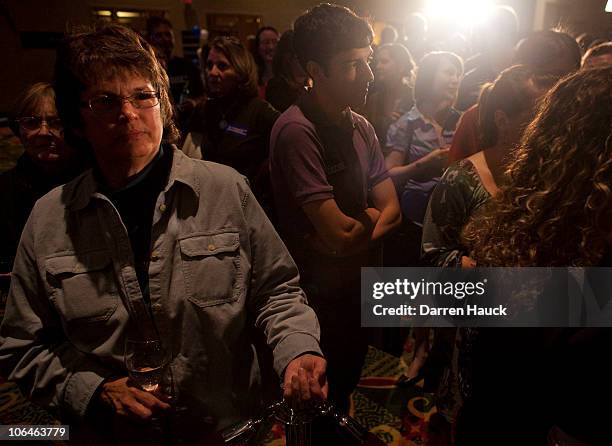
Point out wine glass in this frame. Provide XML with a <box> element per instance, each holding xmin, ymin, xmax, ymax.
<box><xmin>124</xmin><ymin>339</ymin><xmax>170</xmax><ymax>393</ymax></box>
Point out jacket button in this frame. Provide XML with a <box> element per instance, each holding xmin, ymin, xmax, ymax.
<box><xmin>207</xmin><ymin>244</ymin><xmax>216</xmax><ymax>251</ymax></box>
<box><xmin>152</xmin><ymin>303</ymin><xmax>162</xmax><ymax>311</ymax></box>
<box><xmin>151</xmin><ymin>250</ymin><xmax>160</xmax><ymax>260</ymax></box>
<box><xmin>159</xmin><ymin>203</ymin><xmax>167</xmax><ymax>212</ymax></box>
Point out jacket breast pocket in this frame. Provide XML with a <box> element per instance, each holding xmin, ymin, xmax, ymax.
<box><xmin>45</xmin><ymin>250</ymin><xmax>119</xmax><ymax>325</ymax></box>
<box><xmin>179</xmin><ymin>232</ymin><xmax>243</xmax><ymax>307</ymax></box>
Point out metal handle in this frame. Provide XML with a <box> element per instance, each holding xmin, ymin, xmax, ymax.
<box><xmin>220</xmin><ymin>400</ymin><xmax>370</xmax><ymax>445</ymax></box>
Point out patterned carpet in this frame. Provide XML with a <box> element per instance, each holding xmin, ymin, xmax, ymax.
<box><xmin>261</xmin><ymin>343</ymin><xmax>437</xmax><ymax>445</ymax></box>
<box><xmin>354</xmin><ymin>346</ymin><xmax>435</xmax><ymax>446</ymax></box>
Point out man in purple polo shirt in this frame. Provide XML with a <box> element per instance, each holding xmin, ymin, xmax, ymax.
<box><xmin>269</xmin><ymin>3</ymin><xmax>401</xmax><ymax>412</ymax></box>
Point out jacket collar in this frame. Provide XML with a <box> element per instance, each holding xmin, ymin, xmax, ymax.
<box><xmin>66</xmin><ymin>145</ymin><xmax>200</xmax><ymax>211</ymax></box>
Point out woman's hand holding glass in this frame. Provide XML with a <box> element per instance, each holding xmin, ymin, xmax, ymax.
<box><xmin>99</xmin><ymin>376</ymin><xmax>171</xmax><ymax>421</ymax></box>
<box><xmin>98</xmin><ymin>339</ymin><xmax>172</xmax><ymax>420</ymax></box>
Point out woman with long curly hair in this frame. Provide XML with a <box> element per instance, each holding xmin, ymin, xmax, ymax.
<box><xmin>456</xmin><ymin>66</ymin><xmax>612</xmax><ymax>445</ymax></box>
<box><xmin>464</xmin><ymin>66</ymin><xmax>611</xmax><ymax>267</ymax></box>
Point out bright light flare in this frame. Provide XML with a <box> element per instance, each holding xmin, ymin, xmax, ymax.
<box><xmin>606</xmin><ymin>0</ymin><xmax>612</xmax><ymax>13</ymax></box>
<box><xmin>425</xmin><ymin>0</ymin><xmax>496</xmax><ymax>26</ymax></box>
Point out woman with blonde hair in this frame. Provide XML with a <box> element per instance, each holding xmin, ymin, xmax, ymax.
<box><xmin>182</xmin><ymin>36</ymin><xmax>280</xmax><ymax>216</ymax></box>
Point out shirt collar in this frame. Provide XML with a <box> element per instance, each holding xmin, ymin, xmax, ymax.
<box><xmin>163</xmin><ymin>146</ymin><xmax>201</xmax><ymax>197</ymax></box>
<box><xmin>408</xmin><ymin>105</ymin><xmax>461</xmax><ymax>132</ymax></box>
<box><xmin>67</xmin><ymin>145</ymin><xmax>200</xmax><ymax>211</ymax></box>
<box><xmin>298</xmin><ymin>92</ymin><xmax>356</xmax><ymax>130</ymax></box>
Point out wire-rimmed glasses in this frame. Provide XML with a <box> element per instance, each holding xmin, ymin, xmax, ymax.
<box><xmin>83</xmin><ymin>91</ymin><xmax>160</xmax><ymax>116</ymax></box>
<box><xmin>16</xmin><ymin>116</ymin><xmax>63</xmax><ymax>133</ymax></box>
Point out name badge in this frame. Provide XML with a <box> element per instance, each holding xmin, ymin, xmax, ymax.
<box><xmin>225</xmin><ymin>124</ymin><xmax>248</xmax><ymax>137</ymax></box>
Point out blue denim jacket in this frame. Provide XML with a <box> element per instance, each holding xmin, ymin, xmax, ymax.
<box><xmin>0</xmin><ymin>147</ymin><xmax>321</xmax><ymax>433</ymax></box>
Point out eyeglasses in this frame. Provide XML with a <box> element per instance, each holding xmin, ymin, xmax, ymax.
<box><xmin>17</xmin><ymin>116</ymin><xmax>63</xmax><ymax>132</ymax></box>
<box><xmin>82</xmin><ymin>91</ymin><xmax>160</xmax><ymax>116</ymax></box>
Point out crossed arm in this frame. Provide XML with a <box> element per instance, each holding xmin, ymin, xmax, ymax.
<box><xmin>301</xmin><ymin>177</ymin><xmax>401</xmax><ymax>257</ymax></box>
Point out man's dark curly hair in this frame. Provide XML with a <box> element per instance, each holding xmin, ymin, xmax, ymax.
<box><xmin>293</xmin><ymin>3</ymin><xmax>373</xmax><ymax>75</ymax></box>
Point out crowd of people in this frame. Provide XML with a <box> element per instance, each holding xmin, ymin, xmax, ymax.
<box><xmin>0</xmin><ymin>2</ymin><xmax>610</xmax><ymax>445</ymax></box>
